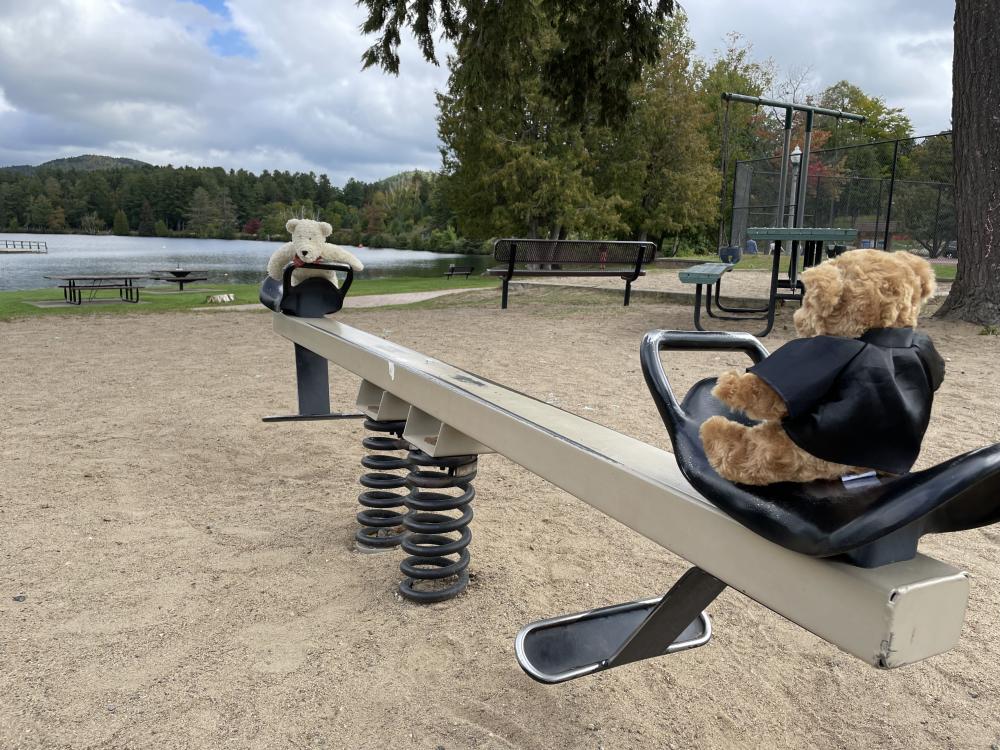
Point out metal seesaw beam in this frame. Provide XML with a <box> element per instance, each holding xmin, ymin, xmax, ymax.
<box><xmin>272</xmin><ymin>313</ymin><xmax>969</xmax><ymax>669</ymax></box>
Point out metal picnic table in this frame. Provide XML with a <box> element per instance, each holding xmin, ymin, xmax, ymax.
<box><xmin>44</xmin><ymin>274</ymin><xmax>147</xmax><ymax>305</ymax></box>
<box><xmin>149</xmin><ymin>269</ymin><xmax>208</xmax><ymax>291</ymax></box>
<box><xmin>680</xmin><ymin>228</ymin><xmax>857</xmax><ymax>337</ymax></box>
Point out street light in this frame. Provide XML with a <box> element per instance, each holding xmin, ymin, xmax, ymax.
<box><xmin>787</xmin><ymin>145</ymin><xmax>802</xmax><ymax>227</ymax></box>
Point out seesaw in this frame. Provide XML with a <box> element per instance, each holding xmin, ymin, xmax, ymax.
<box><xmin>260</xmin><ymin>264</ymin><xmax>1000</xmax><ymax>684</ymax></box>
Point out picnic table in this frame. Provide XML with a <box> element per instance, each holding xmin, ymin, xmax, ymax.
<box><xmin>678</xmin><ymin>228</ymin><xmax>857</xmax><ymax>336</ymax></box>
<box><xmin>44</xmin><ymin>274</ymin><xmax>146</xmax><ymax>305</ymax></box>
<box><xmin>149</xmin><ymin>269</ymin><xmax>208</xmax><ymax>290</ymax></box>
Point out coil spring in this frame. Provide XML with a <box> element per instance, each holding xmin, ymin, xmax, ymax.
<box><xmin>399</xmin><ymin>450</ymin><xmax>477</xmax><ymax>603</ymax></box>
<box><xmin>356</xmin><ymin>418</ymin><xmax>410</xmax><ymax>550</ymax></box>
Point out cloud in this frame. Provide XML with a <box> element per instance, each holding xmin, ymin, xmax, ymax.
<box><xmin>685</xmin><ymin>0</ymin><xmax>953</xmax><ymax>135</ymax></box>
<box><xmin>0</xmin><ymin>0</ymin><xmax>449</xmax><ymax>180</ymax></box>
<box><xmin>0</xmin><ymin>0</ymin><xmax>954</xmax><ymax>181</ymax></box>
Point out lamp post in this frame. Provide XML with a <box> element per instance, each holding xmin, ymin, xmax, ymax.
<box><xmin>787</xmin><ymin>145</ymin><xmax>802</xmax><ymax>227</ymax></box>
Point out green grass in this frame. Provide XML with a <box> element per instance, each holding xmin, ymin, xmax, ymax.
<box><xmin>0</xmin><ymin>276</ymin><xmax>499</xmax><ymax>321</ymax></box>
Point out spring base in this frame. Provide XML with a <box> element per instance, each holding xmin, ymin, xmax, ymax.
<box><xmin>356</xmin><ymin>418</ymin><xmax>410</xmax><ymax>551</ymax></box>
<box><xmin>400</xmin><ymin>450</ymin><xmax>477</xmax><ymax>603</ymax></box>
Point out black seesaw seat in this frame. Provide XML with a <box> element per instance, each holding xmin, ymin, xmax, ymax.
<box><xmin>515</xmin><ymin>329</ymin><xmax>1000</xmax><ymax>684</ymax></box>
<box><xmin>640</xmin><ymin>330</ymin><xmax>1000</xmax><ymax>568</ymax></box>
<box><xmin>259</xmin><ymin>261</ymin><xmax>365</xmax><ymax>423</ymax></box>
<box><xmin>260</xmin><ymin>260</ymin><xmax>355</xmax><ymax>318</ymax></box>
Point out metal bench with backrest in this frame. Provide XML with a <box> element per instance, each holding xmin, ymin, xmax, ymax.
<box><xmin>486</xmin><ymin>238</ymin><xmax>656</xmax><ymax>309</ymax></box>
<box><xmin>444</xmin><ymin>264</ymin><xmax>474</xmax><ymax>279</ymax></box>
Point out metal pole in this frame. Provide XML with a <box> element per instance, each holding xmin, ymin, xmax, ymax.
<box><xmin>882</xmin><ymin>139</ymin><xmax>900</xmax><ymax>251</ymax></box>
<box><xmin>874</xmin><ymin>179</ymin><xmax>883</xmax><ymax>248</ymax></box>
<box><xmin>775</xmin><ymin>108</ymin><xmax>793</xmax><ymax>227</ymax></box>
<box><xmin>932</xmin><ymin>183</ymin><xmax>943</xmax><ymax>256</ymax></box>
<box><xmin>717</xmin><ymin>99</ymin><xmax>732</xmax><ymax>249</ymax></box>
<box><xmin>721</xmin><ymin>92</ymin><xmax>866</xmax><ymax>122</ymax></box>
<box><xmin>794</xmin><ymin>110</ymin><xmax>814</xmax><ymax>228</ymax></box>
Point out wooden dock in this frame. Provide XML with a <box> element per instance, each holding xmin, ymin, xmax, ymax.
<box><xmin>1</xmin><ymin>239</ymin><xmax>48</xmax><ymax>253</ymax></box>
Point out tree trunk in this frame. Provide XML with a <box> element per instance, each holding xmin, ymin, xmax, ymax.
<box><xmin>936</xmin><ymin>0</ymin><xmax>1000</xmax><ymax>325</ymax></box>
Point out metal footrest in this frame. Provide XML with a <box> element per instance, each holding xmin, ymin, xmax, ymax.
<box><xmin>262</xmin><ymin>412</ymin><xmax>365</xmax><ymax>423</ymax></box>
<box><xmin>516</xmin><ymin>598</ymin><xmax>712</xmax><ymax>683</ymax></box>
<box><xmin>515</xmin><ymin>567</ymin><xmax>724</xmax><ymax>684</ymax></box>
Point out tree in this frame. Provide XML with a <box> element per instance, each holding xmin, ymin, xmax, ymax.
<box><xmin>112</xmin><ymin>208</ymin><xmax>130</xmax><ymax>235</ymax></box>
<box><xmin>596</xmin><ymin>14</ymin><xmax>719</xmax><ymax>243</ymax></box>
<box><xmin>137</xmin><ymin>200</ymin><xmax>156</xmax><ymax>236</ymax></box>
<box><xmin>154</xmin><ymin>219</ymin><xmax>170</xmax><ymax>237</ymax></box>
<box><xmin>893</xmin><ymin>134</ymin><xmax>955</xmax><ymax>258</ymax></box>
<box><xmin>80</xmin><ymin>212</ymin><xmax>105</xmax><ymax>234</ymax></box>
<box><xmin>47</xmin><ymin>206</ymin><xmax>67</xmax><ymax>231</ymax></box>
<box><xmin>26</xmin><ymin>195</ymin><xmax>53</xmax><ymax>229</ymax></box>
<box><xmin>937</xmin><ymin>0</ymin><xmax>1000</xmax><ymax>325</ymax></box>
<box><xmin>437</xmin><ymin>46</ymin><xmax>623</xmax><ymax>240</ymax></box>
<box><xmin>186</xmin><ymin>187</ymin><xmax>219</xmax><ymax>237</ymax></box>
<box><xmin>818</xmin><ymin>81</ymin><xmax>913</xmax><ymax>146</ymax></box>
<box><xmin>358</xmin><ymin>0</ymin><xmax>675</xmax><ymax>123</ymax></box>
<box><xmin>242</xmin><ymin>218</ymin><xmax>262</xmax><ymax>235</ymax></box>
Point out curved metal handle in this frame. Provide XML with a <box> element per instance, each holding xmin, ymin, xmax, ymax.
<box><xmin>640</xmin><ymin>330</ymin><xmax>770</xmax><ymax>437</ymax></box>
<box><xmin>281</xmin><ymin>260</ymin><xmax>355</xmax><ymax>296</ymax></box>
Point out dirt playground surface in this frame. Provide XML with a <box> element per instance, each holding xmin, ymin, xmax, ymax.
<box><xmin>1</xmin><ymin>288</ymin><xmax>999</xmax><ymax>749</ymax></box>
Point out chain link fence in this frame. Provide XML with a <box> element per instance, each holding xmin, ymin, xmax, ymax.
<box><xmin>730</xmin><ymin>132</ymin><xmax>955</xmax><ymax>257</ymax></box>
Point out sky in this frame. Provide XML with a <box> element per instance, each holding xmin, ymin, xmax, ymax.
<box><xmin>0</xmin><ymin>0</ymin><xmax>955</xmax><ymax>184</ymax></box>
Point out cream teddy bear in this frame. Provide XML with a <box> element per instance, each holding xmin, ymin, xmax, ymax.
<box><xmin>266</xmin><ymin>218</ymin><xmax>364</xmax><ymax>287</ymax></box>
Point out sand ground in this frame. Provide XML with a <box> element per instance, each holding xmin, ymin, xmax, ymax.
<box><xmin>1</xmin><ymin>287</ymin><xmax>999</xmax><ymax>750</ymax></box>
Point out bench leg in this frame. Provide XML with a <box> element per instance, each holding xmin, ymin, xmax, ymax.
<box><xmin>712</xmin><ymin>280</ymin><xmax>769</xmax><ymax>316</ymax></box>
<box><xmin>623</xmin><ymin>279</ymin><xmax>633</xmax><ymax>306</ymax></box>
<box><xmin>692</xmin><ymin>285</ymin><xmax>706</xmax><ymax>331</ymax></box>
<box><xmin>501</xmin><ymin>278</ymin><xmax>509</xmax><ymax>309</ymax></box>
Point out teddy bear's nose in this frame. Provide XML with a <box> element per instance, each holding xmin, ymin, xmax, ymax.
<box><xmin>301</xmin><ymin>250</ymin><xmax>309</xmax><ymax>256</ymax></box>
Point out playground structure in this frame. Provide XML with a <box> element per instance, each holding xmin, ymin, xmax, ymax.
<box><xmin>717</xmin><ymin>93</ymin><xmax>865</xmax><ymax>248</ymax></box>
<box><xmin>260</xmin><ymin>264</ymin><xmax>1000</xmax><ymax>685</ymax></box>
<box><xmin>729</xmin><ymin>132</ymin><xmax>956</xmax><ymax>255</ymax></box>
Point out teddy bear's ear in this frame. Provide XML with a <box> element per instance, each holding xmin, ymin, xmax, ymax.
<box><xmin>801</xmin><ymin>263</ymin><xmax>845</xmax><ymax>310</ymax></box>
<box><xmin>894</xmin><ymin>251</ymin><xmax>936</xmax><ymax>302</ymax></box>
<box><xmin>285</xmin><ymin>219</ymin><xmax>299</xmax><ymax>233</ymax></box>
<box><xmin>319</xmin><ymin>222</ymin><xmax>333</xmax><ymax>237</ymax></box>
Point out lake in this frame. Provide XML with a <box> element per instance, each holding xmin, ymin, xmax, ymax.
<box><xmin>0</xmin><ymin>233</ymin><xmax>492</xmax><ymax>291</ymax></box>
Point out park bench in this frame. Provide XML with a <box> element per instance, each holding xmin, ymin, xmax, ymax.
<box><xmin>258</xmin><ymin>273</ymin><xmax>1000</xmax><ymax>685</ymax></box>
<box><xmin>444</xmin><ymin>264</ymin><xmax>473</xmax><ymax>279</ymax></box>
<box><xmin>486</xmin><ymin>238</ymin><xmax>656</xmax><ymax>309</ymax></box>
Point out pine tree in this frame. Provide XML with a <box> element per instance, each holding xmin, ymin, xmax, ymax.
<box><xmin>112</xmin><ymin>209</ymin><xmax>130</xmax><ymax>236</ymax></box>
<box><xmin>137</xmin><ymin>200</ymin><xmax>156</xmax><ymax>236</ymax></box>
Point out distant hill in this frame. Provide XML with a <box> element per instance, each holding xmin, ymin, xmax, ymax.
<box><xmin>0</xmin><ymin>154</ymin><xmax>151</xmax><ymax>174</ymax></box>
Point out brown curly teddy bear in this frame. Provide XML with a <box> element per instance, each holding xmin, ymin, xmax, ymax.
<box><xmin>700</xmin><ymin>249</ymin><xmax>945</xmax><ymax>486</ymax></box>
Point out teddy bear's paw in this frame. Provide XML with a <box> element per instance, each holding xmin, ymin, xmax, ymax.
<box><xmin>711</xmin><ymin>370</ymin><xmax>745</xmax><ymax>408</ymax></box>
<box><xmin>699</xmin><ymin>416</ymin><xmax>749</xmax><ymax>477</ymax></box>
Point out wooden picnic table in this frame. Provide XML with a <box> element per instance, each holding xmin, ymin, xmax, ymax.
<box><xmin>44</xmin><ymin>274</ymin><xmax>147</xmax><ymax>305</ymax></box>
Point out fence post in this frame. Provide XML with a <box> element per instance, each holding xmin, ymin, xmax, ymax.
<box><xmin>882</xmin><ymin>139</ymin><xmax>901</xmax><ymax>251</ymax></box>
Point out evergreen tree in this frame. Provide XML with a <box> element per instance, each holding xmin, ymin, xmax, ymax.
<box><xmin>112</xmin><ymin>208</ymin><xmax>130</xmax><ymax>235</ymax></box>
<box><xmin>186</xmin><ymin>187</ymin><xmax>219</xmax><ymax>237</ymax></box>
<box><xmin>137</xmin><ymin>200</ymin><xmax>156</xmax><ymax>236</ymax></box>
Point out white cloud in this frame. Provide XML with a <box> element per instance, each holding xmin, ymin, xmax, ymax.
<box><xmin>686</xmin><ymin>0</ymin><xmax>954</xmax><ymax>135</ymax></box>
<box><xmin>0</xmin><ymin>0</ymin><xmax>954</xmax><ymax>179</ymax></box>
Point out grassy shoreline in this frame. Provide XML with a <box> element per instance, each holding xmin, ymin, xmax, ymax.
<box><xmin>0</xmin><ymin>276</ymin><xmax>499</xmax><ymax>321</ymax></box>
